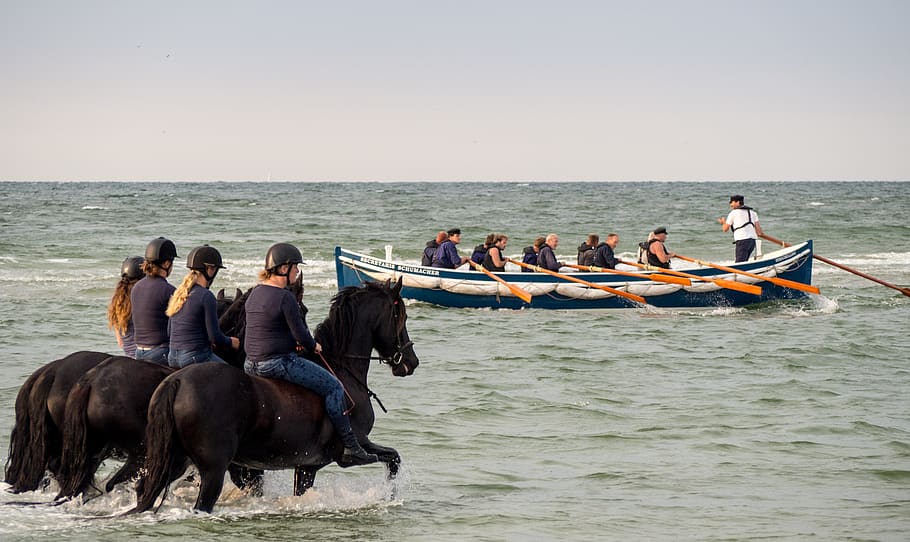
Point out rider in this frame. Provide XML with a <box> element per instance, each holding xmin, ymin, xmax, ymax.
<box><xmin>108</xmin><ymin>256</ymin><xmax>144</xmax><ymax>357</ymax></box>
<box><xmin>131</xmin><ymin>237</ymin><xmax>178</xmax><ymax>365</ymax></box>
<box><xmin>165</xmin><ymin>245</ymin><xmax>240</xmax><ymax>368</ymax></box>
<box><xmin>243</xmin><ymin>242</ymin><xmax>378</xmax><ymax>467</ymax></box>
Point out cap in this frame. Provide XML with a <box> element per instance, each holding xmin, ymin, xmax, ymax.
<box><xmin>653</xmin><ymin>227</ymin><xmax>668</xmax><ymax>235</ymax></box>
<box><xmin>730</xmin><ymin>195</ymin><xmax>745</xmax><ymax>204</ymax></box>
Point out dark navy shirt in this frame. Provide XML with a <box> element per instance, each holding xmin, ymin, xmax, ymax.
<box><xmin>432</xmin><ymin>240</ymin><xmax>462</xmax><ymax>268</ymax></box>
<box><xmin>244</xmin><ymin>284</ymin><xmax>316</xmax><ymax>362</ymax></box>
<box><xmin>130</xmin><ymin>275</ymin><xmax>175</xmax><ymax>347</ymax></box>
<box><xmin>537</xmin><ymin>245</ymin><xmax>561</xmax><ymax>271</ymax></box>
<box><xmin>168</xmin><ymin>284</ymin><xmax>232</xmax><ymax>351</ymax></box>
<box><xmin>593</xmin><ymin>243</ymin><xmax>619</xmax><ymax>269</ymax></box>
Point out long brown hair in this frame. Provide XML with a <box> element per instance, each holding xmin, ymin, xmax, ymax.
<box><xmin>107</xmin><ymin>277</ymin><xmax>138</xmax><ymax>334</ymax></box>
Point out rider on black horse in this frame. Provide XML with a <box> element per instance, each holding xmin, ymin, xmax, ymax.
<box><xmin>242</xmin><ymin>242</ymin><xmax>378</xmax><ymax>467</ymax></box>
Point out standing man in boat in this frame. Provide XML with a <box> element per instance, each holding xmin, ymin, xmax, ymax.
<box><xmin>432</xmin><ymin>228</ymin><xmax>470</xmax><ymax>269</ymax></box>
<box><xmin>538</xmin><ymin>234</ymin><xmax>564</xmax><ymax>271</ymax></box>
<box><xmin>718</xmin><ymin>195</ymin><xmax>763</xmax><ymax>262</ymax></box>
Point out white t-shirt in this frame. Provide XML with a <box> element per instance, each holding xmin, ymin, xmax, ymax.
<box><xmin>725</xmin><ymin>208</ymin><xmax>759</xmax><ymax>241</ymax></box>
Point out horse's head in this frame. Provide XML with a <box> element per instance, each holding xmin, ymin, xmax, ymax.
<box><xmin>216</xmin><ymin>287</ymin><xmax>254</xmax><ymax>368</ymax></box>
<box><xmin>317</xmin><ymin>277</ymin><xmax>419</xmax><ymax>377</ymax></box>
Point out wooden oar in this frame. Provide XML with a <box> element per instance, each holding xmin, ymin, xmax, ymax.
<box><xmin>760</xmin><ymin>233</ymin><xmax>910</xmax><ymax>298</ymax></box>
<box><xmin>566</xmin><ymin>263</ymin><xmax>692</xmax><ymax>286</ymax></box>
<box><xmin>506</xmin><ymin>258</ymin><xmax>647</xmax><ymax>304</ymax></box>
<box><xmin>468</xmin><ymin>260</ymin><xmax>533</xmax><ymax>303</ymax></box>
<box><xmin>674</xmin><ymin>254</ymin><xmax>820</xmax><ymax>295</ymax></box>
<box><xmin>620</xmin><ymin>259</ymin><xmax>763</xmax><ymax>296</ymax></box>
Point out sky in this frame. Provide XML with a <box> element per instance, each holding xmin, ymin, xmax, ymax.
<box><xmin>2</xmin><ymin>0</ymin><xmax>909</xmax><ymax>181</ymax></box>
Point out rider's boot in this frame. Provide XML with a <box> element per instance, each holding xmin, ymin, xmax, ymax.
<box><xmin>339</xmin><ymin>430</ymin><xmax>379</xmax><ymax>468</ymax></box>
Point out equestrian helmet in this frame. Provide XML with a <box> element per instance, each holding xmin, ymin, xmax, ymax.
<box><xmin>145</xmin><ymin>237</ymin><xmax>178</xmax><ymax>263</ymax></box>
<box><xmin>186</xmin><ymin>244</ymin><xmax>226</xmax><ymax>271</ymax></box>
<box><xmin>120</xmin><ymin>256</ymin><xmax>145</xmax><ymax>280</ymax></box>
<box><xmin>265</xmin><ymin>242</ymin><xmax>302</xmax><ymax>271</ymax></box>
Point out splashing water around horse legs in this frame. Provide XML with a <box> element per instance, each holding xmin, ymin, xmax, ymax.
<box><xmin>132</xmin><ymin>278</ymin><xmax>418</xmax><ymax>514</ymax></box>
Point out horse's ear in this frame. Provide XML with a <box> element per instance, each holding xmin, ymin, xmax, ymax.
<box><xmin>235</xmin><ymin>288</ymin><xmax>243</xmax><ymax>300</ymax></box>
<box><xmin>393</xmin><ymin>277</ymin><xmax>403</xmax><ymax>295</ymax></box>
<box><xmin>217</xmin><ymin>289</ymin><xmax>225</xmax><ymax>300</ymax></box>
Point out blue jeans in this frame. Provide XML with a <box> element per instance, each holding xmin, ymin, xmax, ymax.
<box><xmin>168</xmin><ymin>347</ymin><xmax>226</xmax><ymax>369</ymax></box>
<box><xmin>136</xmin><ymin>345</ymin><xmax>169</xmax><ymax>366</ymax></box>
<box><xmin>244</xmin><ymin>353</ymin><xmax>352</xmax><ymax>434</ymax></box>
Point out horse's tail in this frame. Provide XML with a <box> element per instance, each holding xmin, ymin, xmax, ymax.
<box><xmin>6</xmin><ymin>369</ymin><xmax>55</xmax><ymax>493</ymax></box>
<box><xmin>4</xmin><ymin>367</ymin><xmax>45</xmax><ymax>491</ymax></box>
<box><xmin>131</xmin><ymin>377</ymin><xmax>185</xmax><ymax>514</ymax></box>
<box><xmin>55</xmin><ymin>377</ymin><xmax>94</xmax><ymax>499</ymax></box>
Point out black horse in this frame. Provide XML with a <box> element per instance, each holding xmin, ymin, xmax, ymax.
<box><xmin>53</xmin><ymin>286</ymin><xmax>264</xmax><ymax>501</ymax></box>
<box><xmin>132</xmin><ymin>279</ymin><xmax>418</xmax><ymax>513</ymax></box>
<box><xmin>4</xmin><ymin>290</ymin><xmax>238</xmax><ymax>496</ymax></box>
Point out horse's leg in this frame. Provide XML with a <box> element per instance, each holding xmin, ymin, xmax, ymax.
<box><xmin>227</xmin><ymin>465</ymin><xmax>264</xmax><ymax>497</ymax></box>
<box><xmin>362</xmin><ymin>440</ymin><xmax>401</xmax><ymax>479</ymax></box>
<box><xmin>105</xmin><ymin>454</ymin><xmax>142</xmax><ymax>493</ymax></box>
<box><xmin>292</xmin><ymin>467</ymin><xmax>321</xmax><ymax>496</ymax></box>
<box><xmin>194</xmin><ymin>464</ymin><xmax>229</xmax><ymax>513</ymax></box>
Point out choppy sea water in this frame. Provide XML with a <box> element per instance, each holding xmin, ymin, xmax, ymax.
<box><xmin>0</xmin><ymin>181</ymin><xmax>908</xmax><ymax>541</ymax></box>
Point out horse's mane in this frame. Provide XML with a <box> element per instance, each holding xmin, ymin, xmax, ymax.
<box><xmin>315</xmin><ymin>281</ymin><xmax>396</xmax><ymax>361</ymax></box>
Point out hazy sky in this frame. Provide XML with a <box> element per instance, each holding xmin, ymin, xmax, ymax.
<box><xmin>2</xmin><ymin>1</ymin><xmax>908</xmax><ymax>181</ymax></box>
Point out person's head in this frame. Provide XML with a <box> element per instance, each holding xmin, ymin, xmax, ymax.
<box><xmin>652</xmin><ymin>227</ymin><xmax>668</xmax><ymax>240</ymax></box>
<box><xmin>260</xmin><ymin>242</ymin><xmax>303</xmax><ymax>284</ymax></box>
<box><xmin>143</xmin><ymin>237</ymin><xmax>178</xmax><ymax>277</ymax></box>
<box><xmin>729</xmin><ymin>195</ymin><xmax>745</xmax><ymax>208</ymax></box>
<box><xmin>435</xmin><ymin>231</ymin><xmax>448</xmax><ymax>244</ymax></box>
<box><xmin>484</xmin><ymin>233</ymin><xmax>496</xmax><ymax>246</ymax></box>
<box><xmin>586</xmin><ymin>234</ymin><xmax>599</xmax><ymax>246</ymax></box>
<box><xmin>186</xmin><ymin>244</ymin><xmax>226</xmax><ymax>288</ymax></box>
<box><xmin>533</xmin><ymin>236</ymin><xmax>546</xmax><ymax>252</ymax></box>
<box><xmin>446</xmin><ymin>228</ymin><xmax>462</xmax><ymax>244</ymax></box>
<box><xmin>493</xmin><ymin>233</ymin><xmax>509</xmax><ymax>249</ymax></box>
<box><xmin>606</xmin><ymin>233</ymin><xmax>619</xmax><ymax>248</ymax></box>
<box><xmin>120</xmin><ymin>256</ymin><xmax>145</xmax><ymax>283</ymax></box>
<box><xmin>546</xmin><ymin>233</ymin><xmax>559</xmax><ymax>249</ymax></box>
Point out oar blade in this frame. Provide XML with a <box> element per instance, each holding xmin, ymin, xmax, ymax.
<box><xmin>652</xmin><ymin>274</ymin><xmax>691</xmax><ymax>286</ymax></box>
<box><xmin>713</xmin><ymin>278</ymin><xmax>762</xmax><ymax>296</ymax></box>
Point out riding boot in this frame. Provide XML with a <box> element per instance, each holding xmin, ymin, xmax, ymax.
<box><xmin>339</xmin><ymin>430</ymin><xmax>379</xmax><ymax>468</ymax></box>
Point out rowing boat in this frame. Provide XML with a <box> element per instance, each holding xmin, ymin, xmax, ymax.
<box><xmin>334</xmin><ymin>242</ymin><xmax>815</xmax><ymax>309</ymax></box>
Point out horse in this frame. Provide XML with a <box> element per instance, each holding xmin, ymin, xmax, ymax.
<box><xmin>3</xmin><ymin>289</ymin><xmax>239</xmax><ymax>496</ymax></box>
<box><xmin>132</xmin><ymin>278</ymin><xmax>418</xmax><ymax>513</ymax></box>
<box><xmin>53</xmin><ymin>281</ymin><xmax>306</xmax><ymax>501</ymax></box>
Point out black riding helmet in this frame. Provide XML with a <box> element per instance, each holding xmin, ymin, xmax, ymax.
<box><xmin>186</xmin><ymin>244</ymin><xmax>225</xmax><ymax>286</ymax></box>
<box><xmin>145</xmin><ymin>237</ymin><xmax>178</xmax><ymax>264</ymax></box>
<box><xmin>265</xmin><ymin>243</ymin><xmax>302</xmax><ymax>277</ymax></box>
<box><xmin>121</xmin><ymin>256</ymin><xmax>144</xmax><ymax>281</ymax></box>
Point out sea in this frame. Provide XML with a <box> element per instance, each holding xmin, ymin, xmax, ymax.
<box><xmin>0</xmin><ymin>181</ymin><xmax>908</xmax><ymax>541</ymax></box>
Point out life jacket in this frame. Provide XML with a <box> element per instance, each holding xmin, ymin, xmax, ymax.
<box><xmin>482</xmin><ymin>246</ymin><xmax>505</xmax><ymax>272</ymax></box>
<box><xmin>576</xmin><ymin>243</ymin><xmax>595</xmax><ymax>267</ymax></box>
<box><xmin>730</xmin><ymin>206</ymin><xmax>756</xmax><ymax>234</ymax></box>
<box><xmin>470</xmin><ymin>243</ymin><xmax>488</xmax><ymax>265</ymax></box>
<box><xmin>645</xmin><ymin>238</ymin><xmax>670</xmax><ymax>269</ymax></box>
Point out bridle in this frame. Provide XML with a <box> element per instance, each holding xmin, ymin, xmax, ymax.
<box><xmin>324</xmin><ymin>291</ymin><xmax>412</xmax><ymax>414</ymax></box>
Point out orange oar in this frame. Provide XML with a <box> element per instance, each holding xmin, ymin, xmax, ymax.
<box><xmin>566</xmin><ymin>263</ymin><xmax>691</xmax><ymax>286</ymax></box>
<box><xmin>468</xmin><ymin>260</ymin><xmax>533</xmax><ymax>303</ymax></box>
<box><xmin>674</xmin><ymin>254</ymin><xmax>820</xmax><ymax>295</ymax></box>
<box><xmin>507</xmin><ymin>258</ymin><xmax>647</xmax><ymax>305</ymax></box>
<box><xmin>620</xmin><ymin>260</ymin><xmax>762</xmax><ymax>296</ymax></box>
<box><xmin>761</xmin><ymin>233</ymin><xmax>910</xmax><ymax>298</ymax></box>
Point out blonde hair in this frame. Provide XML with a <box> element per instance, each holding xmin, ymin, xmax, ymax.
<box><xmin>141</xmin><ymin>260</ymin><xmax>167</xmax><ymax>277</ymax></box>
<box><xmin>107</xmin><ymin>278</ymin><xmax>137</xmax><ymax>335</ymax></box>
<box><xmin>166</xmin><ymin>270</ymin><xmax>201</xmax><ymax>317</ymax></box>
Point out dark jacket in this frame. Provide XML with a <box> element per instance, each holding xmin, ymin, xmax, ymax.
<box><xmin>422</xmin><ymin>239</ymin><xmax>439</xmax><ymax>266</ymax></box>
<box><xmin>470</xmin><ymin>243</ymin><xmax>488</xmax><ymax>265</ymax></box>
<box><xmin>521</xmin><ymin>245</ymin><xmax>538</xmax><ymax>272</ymax></box>
<box><xmin>577</xmin><ymin>242</ymin><xmax>596</xmax><ymax>267</ymax></box>
<box><xmin>538</xmin><ymin>245</ymin><xmax>561</xmax><ymax>271</ymax></box>
<box><xmin>593</xmin><ymin>242</ymin><xmax>618</xmax><ymax>269</ymax></box>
